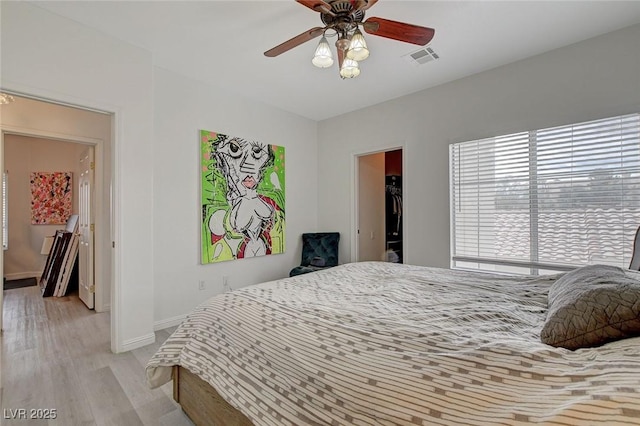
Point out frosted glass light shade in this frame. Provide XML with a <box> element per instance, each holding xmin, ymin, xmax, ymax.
<box><xmin>340</xmin><ymin>58</ymin><xmax>360</xmax><ymax>79</ymax></box>
<box><xmin>346</xmin><ymin>29</ymin><xmax>369</xmax><ymax>61</ymax></box>
<box><xmin>312</xmin><ymin>37</ymin><xmax>334</xmax><ymax>68</ymax></box>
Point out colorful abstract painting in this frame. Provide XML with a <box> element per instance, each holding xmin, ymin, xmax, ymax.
<box><xmin>30</xmin><ymin>172</ymin><xmax>73</xmax><ymax>225</ymax></box>
<box><xmin>201</xmin><ymin>130</ymin><xmax>285</xmax><ymax>264</ymax></box>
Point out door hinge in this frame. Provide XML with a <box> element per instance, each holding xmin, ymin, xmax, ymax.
<box><xmin>112</xmin><ymin>241</ymin><xmax>115</xmax><ymax>248</ymax></box>
<box><xmin>90</xmin><ymin>223</ymin><xmax>95</xmax><ymax>232</ymax></box>
<box><xmin>89</xmin><ymin>285</ymin><xmax>95</xmax><ymax>293</ymax></box>
<box><xmin>90</xmin><ymin>161</ymin><xmax>95</xmax><ymax>170</ymax></box>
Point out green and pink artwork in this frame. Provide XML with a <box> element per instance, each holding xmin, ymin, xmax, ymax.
<box><xmin>201</xmin><ymin>130</ymin><xmax>285</xmax><ymax>264</ymax></box>
<box><xmin>30</xmin><ymin>172</ymin><xmax>73</xmax><ymax>225</ymax></box>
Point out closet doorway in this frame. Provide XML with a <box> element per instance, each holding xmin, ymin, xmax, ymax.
<box><xmin>355</xmin><ymin>148</ymin><xmax>404</xmax><ymax>263</ymax></box>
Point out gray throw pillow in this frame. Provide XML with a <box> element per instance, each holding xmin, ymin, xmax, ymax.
<box><xmin>540</xmin><ymin>264</ymin><xmax>640</xmax><ymax>350</ymax></box>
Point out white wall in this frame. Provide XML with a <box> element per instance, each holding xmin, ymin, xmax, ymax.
<box><xmin>152</xmin><ymin>68</ymin><xmax>318</xmax><ymax>327</ymax></box>
<box><xmin>4</xmin><ymin>135</ymin><xmax>81</xmax><ymax>279</ymax></box>
<box><xmin>1</xmin><ymin>1</ymin><xmax>153</xmax><ymax>352</ymax></box>
<box><xmin>318</xmin><ymin>24</ymin><xmax>640</xmax><ymax>268</ymax></box>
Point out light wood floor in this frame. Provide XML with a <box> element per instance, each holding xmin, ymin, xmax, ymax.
<box><xmin>0</xmin><ymin>285</ymin><xmax>194</xmax><ymax>425</ymax></box>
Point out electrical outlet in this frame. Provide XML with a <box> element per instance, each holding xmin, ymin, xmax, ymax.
<box><xmin>198</xmin><ymin>280</ymin><xmax>205</xmax><ymax>291</ymax></box>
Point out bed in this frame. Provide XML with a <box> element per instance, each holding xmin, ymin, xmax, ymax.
<box><xmin>146</xmin><ymin>261</ymin><xmax>640</xmax><ymax>425</ymax></box>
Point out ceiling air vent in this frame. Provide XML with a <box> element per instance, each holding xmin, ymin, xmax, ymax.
<box><xmin>403</xmin><ymin>46</ymin><xmax>439</xmax><ymax>66</ymax></box>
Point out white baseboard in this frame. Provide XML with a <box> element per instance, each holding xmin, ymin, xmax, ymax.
<box><xmin>154</xmin><ymin>314</ymin><xmax>187</xmax><ymax>331</ymax></box>
<box><xmin>120</xmin><ymin>332</ymin><xmax>156</xmax><ymax>352</ymax></box>
<box><xmin>5</xmin><ymin>271</ymin><xmax>41</xmax><ymax>281</ymax></box>
<box><xmin>95</xmin><ymin>303</ymin><xmax>111</xmax><ymax>313</ymax></box>
<box><xmin>117</xmin><ymin>316</ymin><xmax>185</xmax><ymax>353</ymax></box>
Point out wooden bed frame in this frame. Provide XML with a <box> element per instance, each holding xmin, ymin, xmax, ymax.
<box><xmin>172</xmin><ymin>366</ymin><xmax>253</xmax><ymax>426</ymax></box>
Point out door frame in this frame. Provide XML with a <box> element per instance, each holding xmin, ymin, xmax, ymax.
<box><xmin>1</xmin><ymin>124</ymin><xmax>114</xmax><ymax>350</ymax></box>
<box><xmin>0</xmin><ymin>88</ymin><xmax>121</xmax><ymax>353</ymax></box>
<box><xmin>0</xmin><ymin>126</ymin><xmax>107</xmax><ymax>306</ymax></box>
<box><xmin>351</xmin><ymin>144</ymin><xmax>406</xmax><ymax>263</ymax></box>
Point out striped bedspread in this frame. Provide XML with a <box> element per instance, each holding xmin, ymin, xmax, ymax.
<box><xmin>146</xmin><ymin>262</ymin><xmax>640</xmax><ymax>425</ymax></box>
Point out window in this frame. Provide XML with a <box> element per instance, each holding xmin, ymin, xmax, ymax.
<box><xmin>450</xmin><ymin>113</ymin><xmax>640</xmax><ymax>275</ymax></box>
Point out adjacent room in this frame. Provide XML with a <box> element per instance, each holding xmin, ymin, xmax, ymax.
<box><xmin>2</xmin><ymin>1</ymin><xmax>640</xmax><ymax>425</ymax></box>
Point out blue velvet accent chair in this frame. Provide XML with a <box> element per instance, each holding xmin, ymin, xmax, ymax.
<box><xmin>289</xmin><ymin>232</ymin><xmax>340</xmax><ymax>277</ymax></box>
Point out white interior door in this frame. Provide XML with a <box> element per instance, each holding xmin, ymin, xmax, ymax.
<box><xmin>78</xmin><ymin>147</ymin><xmax>94</xmax><ymax>309</ymax></box>
<box><xmin>357</xmin><ymin>152</ymin><xmax>386</xmax><ymax>261</ymax></box>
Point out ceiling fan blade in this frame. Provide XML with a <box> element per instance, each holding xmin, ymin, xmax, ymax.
<box><xmin>363</xmin><ymin>17</ymin><xmax>435</xmax><ymax>46</ymax></box>
<box><xmin>296</xmin><ymin>0</ymin><xmax>334</xmax><ymax>15</ymax></box>
<box><xmin>264</xmin><ymin>27</ymin><xmax>325</xmax><ymax>57</ymax></box>
<box><xmin>354</xmin><ymin>0</ymin><xmax>378</xmax><ymax>11</ymax></box>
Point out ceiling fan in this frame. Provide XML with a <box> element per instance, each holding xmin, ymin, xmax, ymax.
<box><xmin>264</xmin><ymin>0</ymin><xmax>435</xmax><ymax>79</ymax></box>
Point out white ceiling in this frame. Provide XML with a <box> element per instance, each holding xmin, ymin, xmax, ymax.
<box><xmin>29</xmin><ymin>1</ymin><xmax>640</xmax><ymax>121</ymax></box>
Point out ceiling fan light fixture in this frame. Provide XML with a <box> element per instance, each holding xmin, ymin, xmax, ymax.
<box><xmin>346</xmin><ymin>29</ymin><xmax>369</xmax><ymax>61</ymax></box>
<box><xmin>339</xmin><ymin>58</ymin><xmax>360</xmax><ymax>79</ymax></box>
<box><xmin>311</xmin><ymin>36</ymin><xmax>334</xmax><ymax>68</ymax></box>
<box><xmin>265</xmin><ymin>1</ymin><xmax>435</xmax><ymax>81</ymax></box>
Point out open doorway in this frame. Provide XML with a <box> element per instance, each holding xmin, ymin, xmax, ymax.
<box><xmin>355</xmin><ymin>148</ymin><xmax>404</xmax><ymax>263</ymax></box>
<box><xmin>3</xmin><ymin>136</ymin><xmax>88</xmax><ymax>292</ymax></box>
<box><xmin>1</xmin><ymin>95</ymin><xmax>111</xmax><ymax>336</ymax></box>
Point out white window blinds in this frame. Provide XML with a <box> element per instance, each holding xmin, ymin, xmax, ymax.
<box><xmin>450</xmin><ymin>113</ymin><xmax>640</xmax><ymax>275</ymax></box>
